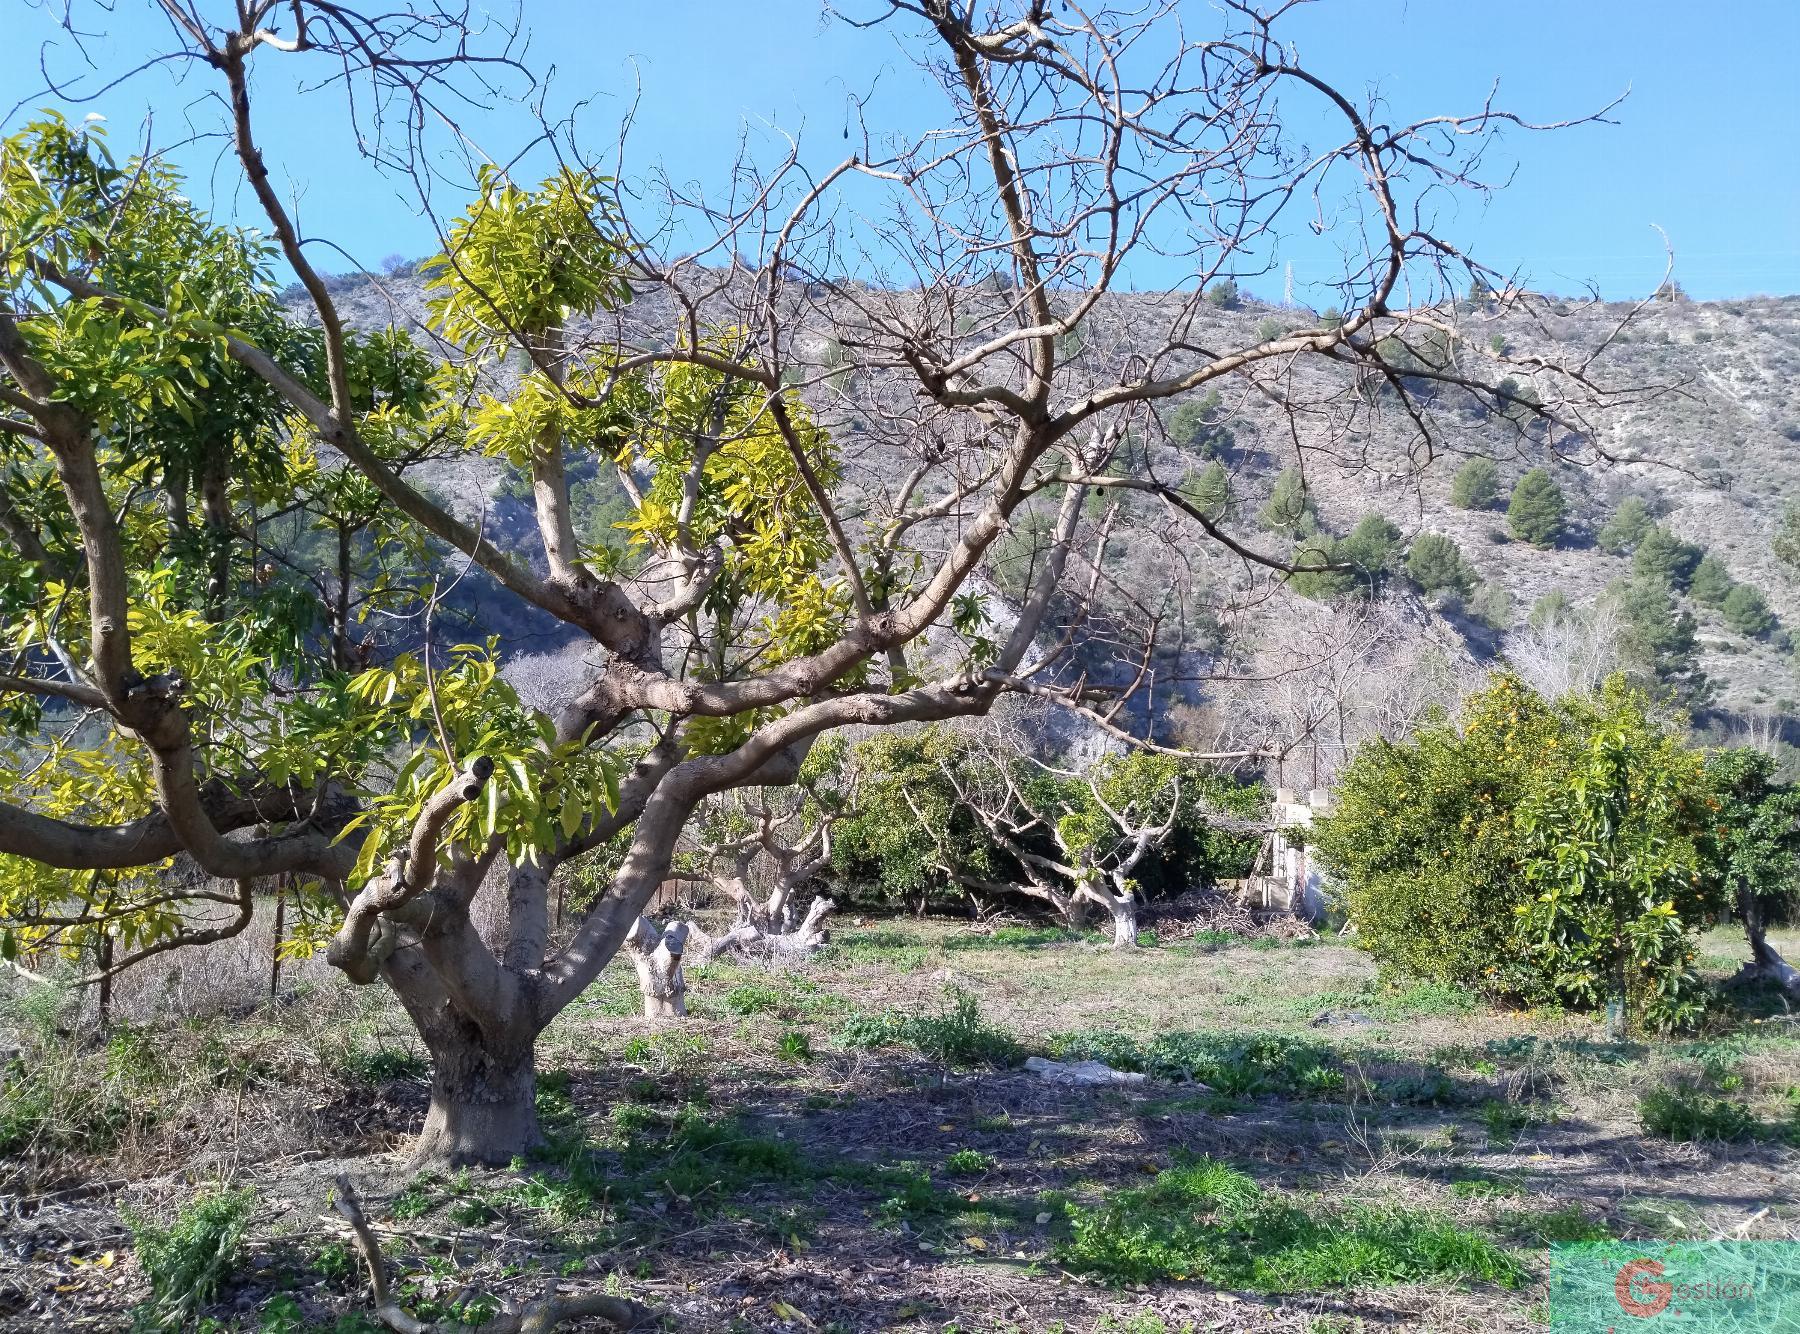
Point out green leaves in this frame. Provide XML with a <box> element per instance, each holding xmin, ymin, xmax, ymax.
<box><xmin>423</xmin><ymin>166</ymin><xmax>631</xmax><ymax>350</ymax></box>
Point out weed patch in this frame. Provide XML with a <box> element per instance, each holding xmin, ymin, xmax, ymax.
<box><xmin>1056</xmin><ymin>1156</ymin><xmax>1522</xmax><ymax>1292</ymax></box>
<box><xmin>126</xmin><ymin>1186</ymin><xmax>256</xmax><ymax>1330</ymax></box>
<box><xmin>1639</xmin><ymin>1086</ymin><xmax>1758</xmax><ymax>1142</ymax></box>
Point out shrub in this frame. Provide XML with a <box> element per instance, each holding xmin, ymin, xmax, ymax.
<box><xmin>1466</xmin><ymin>581</ymin><xmax>1514</xmax><ymax>631</ymax></box>
<box><xmin>1639</xmin><ymin>1086</ymin><xmax>1757</xmax><ymax>1142</ymax></box>
<box><xmin>127</xmin><ymin>1187</ymin><xmax>257</xmax><ymax>1330</ymax></box>
<box><xmin>1312</xmin><ymin>675</ymin><xmax>1718</xmax><ymax>1025</ymax></box>
<box><xmin>1722</xmin><ymin>583</ymin><xmax>1775</xmax><ymax>637</ymax></box>
<box><xmin>1449</xmin><ymin>456</ymin><xmax>1501</xmax><ymax>511</ymax></box>
<box><xmin>1506</xmin><ymin>468</ymin><xmax>1567</xmax><ymax>547</ymax></box>
<box><xmin>1405</xmin><ymin>533</ymin><xmax>1476</xmax><ymax>598</ymax></box>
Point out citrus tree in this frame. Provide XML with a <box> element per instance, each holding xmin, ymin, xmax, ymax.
<box><xmin>0</xmin><ymin>0</ymin><xmax>1629</xmax><ymax>1163</ymax></box>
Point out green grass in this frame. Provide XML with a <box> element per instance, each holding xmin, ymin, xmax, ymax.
<box><xmin>1495</xmin><ymin>1205</ymin><xmax>1610</xmax><ymax>1245</ymax></box>
<box><xmin>1048</xmin><ymin>1029</ymin><xmax>1342</xmax><ymax>1097</ymax></box>
<box><xmin>839</xmin><ymin>989</ymin><xmax>1021</xmax><ymax>1068</ymax></box>
<box><xmin>942</xmin><ymin>925</ymin><xmax>1085</xmax><ymax>951</ymax></box>
<box><xmin>824</xmin><ymin>928</ymin><xmax>931</xmax><ymax>969</ymax></box>
<box><xmin>1056</xmin><ymin>1156</ymin><xmax>1523</xmax><ymax>1292</ymax></box>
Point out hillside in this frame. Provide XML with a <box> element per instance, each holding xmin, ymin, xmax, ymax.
<box><xmin>293</xmin><ymin>269</ymin><xmax>1800</xmax><ymax>755</ymax></box>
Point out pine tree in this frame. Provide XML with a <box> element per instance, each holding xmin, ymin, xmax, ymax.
<box><xmin>1259</xmin><ymin>467</ymin><xmax>1317</xmax><ymax>536</ymax></box>
<box><xmin>1405</xmin><ymin>532</ymin><xmax>1476</xmax><ymax>597</ymax></box>
<box><xmin>1689</xmin><ymin>553</ymin><xmax>1735</xmax><ymax>607</ymax></box>
<box><xmin>1723</xmin><ymin>583</ymin><xmax>1775</xmax><ymax>638</ymax></box>
<box><xmin>1165</xmin><ymin>391</ymin><xmax>1230</xmax><ymax>456</ymax></box>
<box><xmin>1184</xmin><ymin>461</ymin><xmax>1232</xmax><ymax>523</ymax></box>
<box><xmin>1610</xmin><ymin>576</ymin><xmax>1709</xmax><ymax>702</ymax></box>
<box><xmin>1597</xmin><ymin>496</ymin><xmax>1654</xmax><ymax>554</ymax></box>
<box><xmin>1507</xmin><ymin>468</ymin><xmax>1567</xmax><ymax>548</ymax></box>
<box><xmin>1632</xmin><ymin>525</ymin><xmax>1703</xmax><ymax>591</ymax></box>
<box><xmin>1450</xmin><ymin>456</ymin><xmax>1501</xmax><ymax>510</ymax></box>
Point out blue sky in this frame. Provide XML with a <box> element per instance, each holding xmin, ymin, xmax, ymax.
<box><xmin>7</xmin><ymin>0</ymin><xmax>1797</xmax><ymax>301</ymax></box>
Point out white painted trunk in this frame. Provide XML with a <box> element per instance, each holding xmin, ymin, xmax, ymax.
<box><xmin>626</xmin><ymin>917</ymin><xmax>689</xmax><ymax>1019</ymax></box>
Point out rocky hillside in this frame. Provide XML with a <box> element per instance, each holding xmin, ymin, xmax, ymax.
<box><xmin>292</xmin><ymin>268</ymin><xmax>1800</xmax><ymax>746</ymax></box>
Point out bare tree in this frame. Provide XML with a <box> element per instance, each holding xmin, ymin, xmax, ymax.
<box><xmin>0</xmin><ymin>0</ymin><xmax>1645</xmax><ymax>1165</ymax></box>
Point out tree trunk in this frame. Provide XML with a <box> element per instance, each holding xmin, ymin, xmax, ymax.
<box><xmin>1737</xmin><ymin>887</ymin><xmax>1800</xmax><ymax>995</ymax></box>
<box><xmin>413</xmin><ymin>1021</ymin><xmax>541</xmax><ymax>1167</ymax></box>
<box><xmin>1093</xmin><ymin>890</ymin><xmax>1137</xmax><ymax>949</ymax></box>
<box><xmin>626</xmin><ymin>917</ymin><xmax>689</xmax><ymax>1019</ymax></box>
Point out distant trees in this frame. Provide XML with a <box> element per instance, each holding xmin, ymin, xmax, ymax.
<box><xmin>1775</xmin><ymin>503</ymin><xmax>1800</xmax><ymax>571</ymax></box>
<box><xmin>1183</xmin><ymin>462</ymin><xmax>1233</xmax><ymax>524</ymax></box>
<box><xmin>1203</xmin><ymin>278</ymin><xmax>1240</xmax><ymax>308</ymax></box>
<box><xmin>1260</xmin><ymin>467</ymin><xmax>1318</xmax><ymax>536</ymax></box>
<box><xmin>1507</xmin><ymin>469</ymin><xmax>1568</xmax><ymax>547</ymax></box>
<box><xmin>1289</xmin><ymin>514</ymin><xmax>1403</xmax><ymax>600</ymax></box>
<box><xmin>1405</xmin><ymin>533</ymin><xmax>1477</xmax><ymax>599</ymax></box>
<box><xmin>1689</xmin><ymin>553</ymin><xmax>1735</xmax><ymax>607</ymax></box>
<box><xmin>1450</xmin><ymin>457</ymin><xmax>1502</xmax><ymax>510</ymax></box>
<box><xmin>836</xmin><ymin>726</ymin><xmax>1263</xmax><ymax>943</ymax></box>
<box><xmin>1608</xmin><ymin>577</ymin><xmax>1708</xmax><ymax>703</ymax></box>
<box><xmin>1597</xmin><ymin>496</ymin><xmax>1655</xmax><ymax>554</ymax></box>
<box><xmin>1632</xmin><ymin>524</ymin><xmax>1703</xmax><ymax>591</ymax></box>
<box><xmin>1163</xmin><ymin>390</ymin><xmax>1232</xmax><ymax>456</ymax></box>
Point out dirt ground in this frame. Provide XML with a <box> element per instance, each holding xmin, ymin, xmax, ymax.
<box><xmin>2</xmin><ymin>918</ymin><xmax>1795</xmax><ymax>1332</ymax></box>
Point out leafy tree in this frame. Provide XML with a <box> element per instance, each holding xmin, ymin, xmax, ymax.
<box><xmin>1506</xmin><ymin>468</ymin><xmax>1567</xmax><ymax>547</ymax></box>
<box><xmin>1314</xmin><ymin>675</ymin><xmax>1719</xmax><ymax>1027</ymax></box>
<box><xmin>1450</xmin><ymin>457</ymin><xmax>1501</xmax><ymax>510</ymax></box>
<box><xmin>1288</xmin><ymin>514</ymin><xmax>1404</xmax><ymax>601</ymax></box>
<box><xmin>831</xmin><ymin>727</ymin><xmax>997</xmax><ymax>914</ymax></box>
<box><xmin>1688</xmin><ymin>552</ymin><xmax>1735</xmax><ymax>607</ymax></box>
<box><xmin>1597</xmin><ymin>496</ymin><xmax>1655</xmax><ymax>555</ymax></box>
<box><xmin>1259</xmin><ymin>467</ymin><xmax>1317</xmax><ymax>537</ymax></box>
<box><xmin>1516</xmin><ymin>708</ymin><xmax>1718</xmax><ymax>1030</ymax></box>
<box><xmin>1632</xmin><ymin>524</ymin><xmax>1703</xmax><ymax>591</ymax></box>
<box><xmin>1405</xmin><ymin>533</ymin><xmax>1476</xmax><ymax>598</ymax></box>
<box><xmin>1702</xmin><ymin>749</ymin><xmax>1800</xmax><ymax>994</ymax></box>
<box><xmin>1722</xmin><ymin>583</ymin><xmax>1775</xmax><ymax>638</ymax></box>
